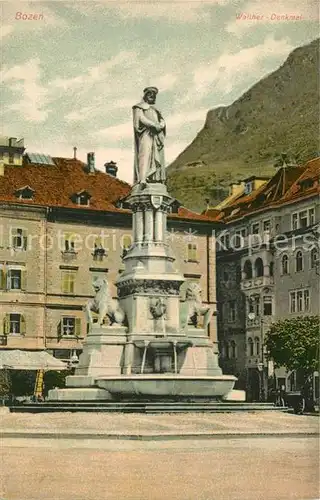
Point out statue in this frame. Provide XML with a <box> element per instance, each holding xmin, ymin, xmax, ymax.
<box><xmin>150</xmin><ymin>297</ymin><xmax>166</xmax><ymax>333</ymax></box>
<box><xmin>84</xmin><ymin>277</ymin><xmax>125</xmax><ymax>326</ymax></box>
<box><xmin>180</xmin><ymin>282</ymin><xmax>212</xmax><ymax>331</ymax></box>
<box><xmin>133</xmin><ymin>87</ymin><xmax>166</xmax><ymax>187</ymax></box>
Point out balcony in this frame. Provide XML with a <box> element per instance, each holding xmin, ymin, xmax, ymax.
<box><xmin>241</xmin><ymin>275</ymin><xmax>274</xmax><ymax>291</ymax></box>
<box><xmin>246</xmin><ymin>315</ymin><xmax>273</xmax><ymax>329</ymax></box>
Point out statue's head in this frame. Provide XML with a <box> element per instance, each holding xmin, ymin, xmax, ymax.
<box><xmin>185</xmin><ymin>282</ymin><xmax>202</xmax><ymax>301</ymax></box>
<box><xmin>92</xmin><ymin>277</ymin><xmax>107</xmax><ymax>292</ymax></box>
<box><xmin>143</xmin><ymin>86</ymin><xmax>158</xmax><ymax>105</ymax></box>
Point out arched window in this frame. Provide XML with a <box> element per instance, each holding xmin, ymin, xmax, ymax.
<box><xmin>254</xmin><ymin>337</ymin><xmax>260</xmax><ymax>356</ymax></box>
<box><xmin>254</xmin><ymin>257</ymin><xmax>264</xmax><ymax>277</ymax></box>
<box><xmin>295</xmin><ymin>250</ymin><xmax>303</xmax><ymax>272</ymax></box>
<box><xmin>231</xmin><ymin>340</ymin><xmax>236</xmax><ymax>359</ymax></box>
<box><xmin>247</xmin><ymin>337</ymin><xmax>254</xmax><ymax>356</ymax></box>
<box><xmin>311</xmin><ymin>247</ymin><xmax>319</xmax><ymax>269</ymax></box>
<box><xmin>281</xmin><ymin>254</ymin><xmax>289</xmax><ymax>275</ymax></box>
<box><xmin>243</xmin><ymin>260</ymin><xmax>253</xmax><ymax>279</ymax></box>
<box><xmin>219</xmin><ymin>342</ymin><xmax>225</xmax><ymax>358</ymax></box>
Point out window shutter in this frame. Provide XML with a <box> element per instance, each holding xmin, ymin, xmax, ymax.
<box><xmin>0</xmin><ymin>269</ymin><xmax>6</xmax><ymax>289</ymax></box>
<box><xmin>21</xmin><ymin>270</ymin><xmax>27</xmax><ymax>290</ymax></box>
<box><xmin>20</xmin><ymin>315</ymin><xmax>26</xmax><ymax>335</ymax></box>
<box><xmin>22</xmin><ymin>230</ymin><xmax>28</xmax><ymax>250</ymax></box>
<box><xmin>61</xmin><ymin>272</ymin><xmax>68</xmax><ymax>293</ymax></box>
<box><xmin>57</xmin><ymin>320</ymin><xmax>62</xmax><ymax>340</ymax></box>
<box><xmin>11</xmin><ymin>228</ymin><xmax>17</xmax><ymax>247</ymax></box>
<box><xmin>75</xmin><ymin>318</ymin><xmax>81</xmax><ymax>337</ymax></box>
<box><xmin>3</xmin><ymin>314</ymin><xmax>10</xmax><ymax>335</ymax></box>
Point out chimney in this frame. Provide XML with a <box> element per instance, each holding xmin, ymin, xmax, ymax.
<box><xmin>87</xmin><ymin>152</ymin><xmax>95</xmax><ymax>173</ymax></box>
<box><xmin>229</xmin><ymin>181</ymin><xmax>245</xmax><ymax>197</ymax></box>
<box><xmin>73</xmin><ymin>146</ymin><xmax>77</xmax><ymax>160</ymax></box>
<box><xmin>105</xmin><ymin>161</ymin><xmax>118</xmax><ymax>177</ymax></box>
<box><xmin>9</xmin><ymin>137</ymin><xmax>17</xmax><ymax>147</ymax></box>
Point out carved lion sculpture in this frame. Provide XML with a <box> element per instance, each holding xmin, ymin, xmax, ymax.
<box><xmin>180</xmin><ymin>282</ymin><xmax>212</xmax><ymax>331</ymax></box>
<box><xmin>84</xmin><ymin>277</ymin><xmax>125</xmax><ymax>326</ymax></box>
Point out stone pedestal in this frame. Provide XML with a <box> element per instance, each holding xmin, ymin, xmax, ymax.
<box><xmin>48</xmin><ymin>180</ymin><xmax>236</xmax><ymax>402</ymax></box>
<box><xmin>48</xmin><ymin>325</ymin><xmax>127</xmax><ymax>401</ymax></box>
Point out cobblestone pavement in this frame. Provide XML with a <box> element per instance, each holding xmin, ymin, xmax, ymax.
<box><xmin>0</xmin><ymin>410</ymin><xmax>319</xmax><ymax>436</ymax></box>
<box><xmin>0</xmin><ymin>436</ymin><xmax>319</xmax><ymax>500</ymax></box>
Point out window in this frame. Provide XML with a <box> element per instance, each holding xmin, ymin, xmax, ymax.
<box><xmin>281</xmin><ymin>254</ymin><xmax>289</xmax><ymax>275</ymax></box>
<box><xmin>244</xmin><ymin>181</ymin><xmax>253</xmax><ymax>195</ymax></box>
<box><xmin>243</xmin><ymin>260</ymin><xmax>253</xmax><ymax>279</ymax></box>
<box><xmin>15</xmin><ymin>186</ymin><xmax>34</xmax><ymax>200</ymax></box>
<box><xmin>218</xmin><ymin>232</ymin><xmax>230</xmax><ymax>250</ymax></box>
<box><xmin>292</xmin><ymin>208</ymin><xmax>315</xmax><ymax>230</ymax></box>
<box><xmin>61</xmin><ymin>271</ymin><xmax>76</xmax><ymax>294</ymax></box>
<box><xmin>290</xmin><ymin>289</ymin><xmax>310</xmax><ymax>313</ymax></box>
<box><xmin>3</xmin><ymin>313</ymin><xmax>26</xmax><ymax>335</ymax></box>
<box><xmin>64</xmin><ymin>233</ymin><xmax>76</xmax><ymax>253</ymax></box>
<box><xmin>263</xmin><ymin>220</ymin><xmax>271</xmax><ymax>232</ymax></box>
<box><xmin>187</xmin><ymin>243</ymin><xmax>198</xmax><ymax>262</ymax></box>
<box><xmin>11</xmin><ymin>228</ymin><xmax>27</xmax><ymax>250</ymax></box>
<box><xmin>247</xmin><ymin>337</ymin><xmax>254</xmax><ymax>356</ymax></box>
<box><xmin>254</xmin><ymin>257</ymin><xmax>264</xmax><ymax>277</ymax></box>
<box><xmin>263</xmin><ymin>296</ymin><xmax>273</xmax><ymax>316</ymax></box>
<box><xmin>295</xmin><ymin>251</ymin><xmax>303</xmax><ymax>272</ymax></box>
<box><xmin>231</xmin><ymin>340</ymin><xmax>236</xmax><ymax>359</ymax></box>
<box><xmin>75</xmin><ymin>190</ymin><xmax>91</xmax><ymax>206</ymax></box>
<box><xmin>311</xmin><ymin>247</ymin><xmax>318</xmax><ymax>269</ymax></box>
<box><xmin>93</xmin><ymin>236</ymin><xmax>106</xmax><ymax>261</ymax></box>
<box><xmin>249</xmin><ymin>296</ymin><xmax>260</xmax><ymax>317</ymax></box>
<box><xmin>228</xmin><ymin>300</ymin><xmax>236</xmax><ymax>322</ymax></box>
<box><xmin>254</xmin><ymin>337</ymin><xmax>260</xmax><ymax>356</ymax></box>
<box><xmin>234</xmin><ymin>228</ymin><xmax>247</xmax><ymax>248</ymax></box>
<box><xmin>61</xmin><ymin>317</ymin><xmax>81</xmax><ymax>337</ymax></box>
<box><xmin>9</xmin><ymin>153</ymin><xmax>14</xmax><ymax>164</ymax></box>
<box><xmin>77</xmin><ymin>194</ymin><xmax>90</xmax><ymax>206</ymax></box>
<box><xmin>251</xmin><ymin>223</ymin><xmax>260</xmax><ymax>235</ymax></box>
<box><xmin>7</xmin><ymin>269</ymin><xmax>25</xmax><ymax>290</ymax></box>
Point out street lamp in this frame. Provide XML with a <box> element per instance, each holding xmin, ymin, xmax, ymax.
<box><xmin>247</xmin><ymin>309</ymin><xmax>265</xmax><ymax>401</ymax></box>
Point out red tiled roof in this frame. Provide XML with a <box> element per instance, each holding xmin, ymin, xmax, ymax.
<box><xmin>0</xmin><ymin>156</ymin><xmax>214</xmax><ymax>223</ymax></box>
<box><xmin>215</xmin><ymin>158</ymin><xmax>319</xmax><ymax>223</ymax></box>
<box><xmin>281</xmin><ymin>157</ymin><xmax>320</xmax><ymax>202</ymax></box>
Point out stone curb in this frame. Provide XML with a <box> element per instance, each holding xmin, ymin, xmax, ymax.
<box><xmin>1</xmin><ymin>430</ymin><xmax>318</xmax><ymax>440</ymax></box>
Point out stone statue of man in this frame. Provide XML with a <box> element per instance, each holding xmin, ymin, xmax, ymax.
<box><xmin>133</xmin><ymin>87</ymin><xmax>166</xmax><ymax>187</ymax></box>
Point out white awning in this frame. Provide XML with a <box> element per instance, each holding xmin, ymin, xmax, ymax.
<box><xmin>0</xmin><ymin>350</ymin><xmax>68</xmax><ymax>371</ymax></box>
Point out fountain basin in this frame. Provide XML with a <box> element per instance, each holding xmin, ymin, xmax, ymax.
<box><xmin>96</xmin><ymin>374</ymin><xmax>237</xmax><ymax>398</ymax></box>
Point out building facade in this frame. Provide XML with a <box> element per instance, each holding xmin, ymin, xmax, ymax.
<box><xmin>206</xmin><ymin>157</ymin><xmax>319</xmax><ymax>400</ymax></box>
<box><xmin>0</xmin><ymin>140</ymin><xmax>221</xmax><ymax>364</ymax></box>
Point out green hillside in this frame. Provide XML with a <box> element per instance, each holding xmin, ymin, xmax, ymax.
<box><xmin>167</xmin><ymin>38</ymin><xmax>319</xmax><ymax>212</ymax></box>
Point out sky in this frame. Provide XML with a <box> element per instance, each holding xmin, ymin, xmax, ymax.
<box><xmin>1</xmin><ymin>0</ymin><xmax>318</xmax><ymax>184</ymax></box>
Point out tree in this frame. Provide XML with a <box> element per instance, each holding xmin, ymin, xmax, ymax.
<box><xmin>265</xmin><ymin>315</ymin><xmax>319</xmax><ymax>410</ymax></box>
<box><xmin>0</xmin><ymin>369</ymin><xmax>11</xmax><ymax>399</ymax></box>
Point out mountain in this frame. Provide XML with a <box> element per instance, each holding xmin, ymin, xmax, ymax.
<box><xmin>167</xmin><ymin>38</ymin><xmax>319</xmax><ymax>212</ymax></box>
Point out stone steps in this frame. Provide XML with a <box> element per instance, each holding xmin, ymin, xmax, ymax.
<box><xmin>9</xmin><ymin>402</ymin><xmax>288</xmax><ymax>413</ymax></box>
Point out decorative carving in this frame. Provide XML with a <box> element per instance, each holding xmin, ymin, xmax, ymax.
<box><xmin>149</xmin><ymin>297</ymin><xmax>166</xmax><ymax>319</ymax></box>
<box><xmin>180</xmin><ymin>282</ymin><xmax>212</xmax><ymax>331</ymax></box>
<box><xmin>117</xmin><ymin>279</ymin><xmax>181</xmax><ymax>298</ymax></box>
<box><xmin>84</xmin><ymin>277</ymin><xmax>125</xmax><ymax>326</ymax></box>
<box><xmin>151</xmin><ymin>195</ymin><xmax>162</xmax><ymax>209</ymax></box>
